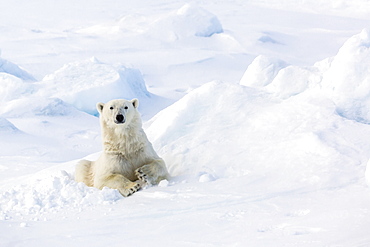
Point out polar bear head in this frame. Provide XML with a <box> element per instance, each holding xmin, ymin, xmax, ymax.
<box><xmin>97</xmin><ymin>98</ymin><xmax>140</xmax><ymax>127</ymax></box>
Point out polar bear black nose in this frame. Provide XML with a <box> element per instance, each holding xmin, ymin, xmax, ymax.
<box><xmin>116</xmin><ymin>114</ymin><xmax>125</xmax><ymax>123</ymax></box>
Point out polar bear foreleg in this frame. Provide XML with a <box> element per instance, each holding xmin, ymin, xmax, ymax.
<box><xmin>98</xmin><ymin>174</ymin><xmax>144</xmax><ymax>197</ymax></box>
<box><xmin>135</xmin><ymin>159</ymin><xmax>169</xmax><ymax>185</ymax></box>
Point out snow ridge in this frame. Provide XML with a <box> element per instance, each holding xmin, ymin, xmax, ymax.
<box><xmin>0</xmin><ymin>57</ymin><xmax>35</xmax><ymax>81</ymax></box>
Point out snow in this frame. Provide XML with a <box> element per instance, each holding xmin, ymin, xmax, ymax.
<box><xmin>321</xmin><ymin>29</ymin><xmax>370</xmax><ymax>123</ymax></box>
<box><xmin>150</xmin><ymin>3</ymin><xmax>223</xmax><ymax>40</ymax></box>
<box><xmin>0</xmin><ymin>117</ymin><xmax>18</xmax><ymax>133</ymax></box>
<box><xmin>40</xmin><ymin>57</ymin><xmax>150</xmax><ymax>115</ymax></box>
<box><xmin>78</xmin><ymin>3</ymin><xmax>223</xmax><ymax>44</ymax></box>
<box><xmin>0</xmin><ymin>57</ymin><xmax>35</xmax><ymax>81</ymax></box>
<box><xmin>240</xmin><ymin>55</ymin><xmax>288</xmax><ymax>88</ymax></box>
<box><xmin>1</xmin><ymin>0</ymin><xmax>370</xmax><ymax>246</ymax></box>
<box><xmin>0</xmin><ymin>170</ymin><xmax>122</xmax><ymax>221</ymax></box>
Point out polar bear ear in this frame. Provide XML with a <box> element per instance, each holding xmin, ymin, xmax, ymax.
<box><xmin>96</xmin><ymin>102</ymin><xmax>105</xmax><ymax>114</ymax></box>
<box><xmin>131</xmin><ymin>98</ymin><xmax>139</xmax><ymax>109</ymax></box>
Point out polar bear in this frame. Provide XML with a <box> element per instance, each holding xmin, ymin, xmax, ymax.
<box><xmin>75</xmin><ymin>98</ymin><xmax>169</xmax><ymax>197</ymax></box>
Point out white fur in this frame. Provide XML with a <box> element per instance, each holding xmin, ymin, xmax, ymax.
<box><xmin>75</xmin><ymin>98</ymin><xmax>169</xmax><ymax>197</ymax></box>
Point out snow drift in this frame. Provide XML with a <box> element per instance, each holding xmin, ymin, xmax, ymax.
<box><xmin>78</xmin><ymin>4</ymin><xmax>223</xmax><ymax>42</ymax></box>
<box><xmin>149</xmin><ymin>4</ymin><xmax>223</xmax><ymax>41</ymax></box>
<box><xmin>40</xmin><ymin>57</ymin><xmax>150</xmax><ymax>115</ymax></box>
<box><xmin>0</xmin><ymin>116</ymin><xmax>19</xmax><ymax>133</ymax></box>
<box><xmin>265</xmin><ymin>65</ymin><xmax>321</xmax><ymax>99</ymax></box>
<box><xmin>242</xmin><ymin>29</ymin><xmax>370</xmax><ymax>123</ymax></box>
<box><xmin>0</xmin><ymin>57</ymin><xmax>35</xmax><ymax>81</ymax></box>
<box><xmin>0</xmin><ymin>73</ymin><xmax>34</xmax><ymax>103</ymax></box>
<box><xmin>146</xmin><ymin>81</ymin><xmax>364</xmax><ymax>191</ymax></box>
<box><xmin>2</xmin><ymin>79</ymin><xmax>365</xmax><ymax>221</ymax></box>
<box><xmin>321</xmin><ymin>29</ymin><xmax>370</xmax><ymax>123</ymax></box>
<box><xmin>0</xmin><ymin>170</ymin><xmax>121</xmax><ymax>220</ymax></box>
<box><xmin>0</xmin><ymin>57</ymin><xmax>152</xmax><ymax>116</ymax></box>
<box><xmin>0</xmin><ymin>97</ymin><xmax>80</xmax><ymax>118</ymax></box>
<box><xmin>240</xmin><ymin>55</ymin><xmax>287</xmax><ymax>88</ymax></box>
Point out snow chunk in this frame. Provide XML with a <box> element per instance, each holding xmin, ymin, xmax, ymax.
<box><xmin>240</xmin><ymin>55</ymin><xmax>288</xmax><ymax>88</ymax></box>
<box><xmin>41</xmin><ymin>58</ymin><xmax>150</xmax><ymax>115</ymax></box>
<box><xmin>158</xmin><ymin>179</ymin><xmax>169</xmax><ymax>187</ymax></box>
<box><xmin>321</xmin><ymin>29</ymin><xmax>370</xmax><ymax>123</ymax></box>
<box><xmin>0</xmin><ymin>57</ymin><xmax>35</xmax><ymax>81</ymax></box>
<box><xmin>19</xmin><ymin>222</ymin><xmax>28</xmax><ymax>228</ymax></box>
<box><xmin>198</xmin><ymin>173</ymin><xmax>216</xmax><ymax>183</ymax></box>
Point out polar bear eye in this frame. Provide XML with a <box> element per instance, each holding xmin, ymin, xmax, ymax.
<box><xmin>110</xmin><ymin>106</ymin><xmax>114</xmax><ymax>110</ymax></box>
<box><xmin>124</xmin><ymin>106</ymin><xmax>128</xmax><ymax>110</ymax></box>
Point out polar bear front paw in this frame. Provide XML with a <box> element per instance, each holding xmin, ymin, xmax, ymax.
<box><xmin>119</xmin><ymin>181</ymin><xmax>142</xmax><ymax>197</ymax></box>
<box><xmin>135</xmin><ymin>167</ymin><xmax>150</xmax><ymax>184</ymax></box>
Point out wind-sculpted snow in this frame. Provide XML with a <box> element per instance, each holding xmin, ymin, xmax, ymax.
<box><xmin>146</xmin><ymin>81</ymin><xmax>364</xmax><ymax>191</ymax></box>
<box><xmin>0</xmin><ymin>97</ymin><xmax>80</xmax><ymax>118</ymax></box>
<box><xmin>78</xmin><ymin>4</ymin><xmax>223</xmax><ymax>41</ymax></box>
<box><xmin>266</xmin><ymin>65</ymin><xmax>321</xmax><ymax>99</ymax></box>
<box><xmin>150</xmin><ymin>4</ymin><xmax>223</xmax><ymax>40</ymax></box>
<box><xmin>0</xmin><ymin>57</ymin><xmax>35</xmax><ymax>81</ymax></box>
<box><xmin>0</xmin><ymin>171</ymin><xmax>121</xmax><ymax>220</ymax></box>
<box><xmin>242</xmin><ymin>29</ymin><xmax>370</xmax><ymax>123</ymax></box>
<box><xmin>240</xmin><ymin>55</ymin><xmax>322</xmax><ymax>99</ymax></box>
<box><xmin>0</xmin><ymin>117</ymin><xmax>19</xmax><ymax>132</ymax></box>
<box><xmin>0</xmin><ymin>57</ymin><xmax>152</xmax><ymax>116</ymax></box>
<box><xmin>41</xmin><ymin>57</ymin><xmax>150</xmax><ymax>115</ymax></box>
<box><xmin>321</xmin><ymin>29</ymin><xmax>370</xmax><ymax>123</ymax></box>
<box><xmin>240</xmin><ymin>55</ymin><xmax>288</xmax><ymax>88</ymax></box>
<box><xmin>0</xmin><ymin>73</ymin><xmax>34</xmax><ymax>103</ymax></box>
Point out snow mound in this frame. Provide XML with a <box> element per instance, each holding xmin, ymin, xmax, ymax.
<box><xmin>239</xmin><ymin>55</ymin><xmax>321</xmax><ymax>99</ymax></box>
<box><xmin>265</xmin><ymin>65</ymin><xmax>321</xmax><ymax>99</ymax></box>
<box><xmin>151</xmin><ymin>4</ymin><xmax>223</xmax><ymax>40</ymax></box>
<box><xmin>240</xmin><ymin>55</ymin><xmax>287</xmax><ymax>88</ymax></box>
<box><xmin>146</xmin><ymin>81</ymin><xmax>360</xmax><ymax>190</ymax></box>
<box><xmin>240</xmin><ymin>29</ymin><xmax>370</xmax><ymax>109</ymax></box>
<box><xmin>0</xmin><ymin>117</ymin><xmax>19</xmax><ymax>132</ymax></box>
<box><xmin>0</xmin><ymin>97</ymin><xmax>79</xmax><ymax>118</ymax></box>
<box><xmin>0</xmin><ymin>73</ymin><xmax>34</xmax><ymax>102</ymax></box>
<box><xmin>41</xmin><ymin>57</ymin><xmax>150</xmax><ymax>115</ymax></box>
<box><xmin>0</xmin><ymin>171</ymin><xmax>122</xmax><ymax>220</ymax></box>
<box><xmin>0</xmin><ymin>57</ymin><xmax>35</xmax><ymax>81</ymax></box>
<box><xmin>321</xmin><ymin>29</ymin><xmax>370</xmax><ymax>123</ymax></box>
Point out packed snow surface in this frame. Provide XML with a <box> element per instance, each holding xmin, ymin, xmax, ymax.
<box><xmin>1</xmin><ymin>1</ymin><xmax>370</xmax><ymax>246</ymax></box>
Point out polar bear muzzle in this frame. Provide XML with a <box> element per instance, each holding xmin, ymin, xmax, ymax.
<box><xmin>115</xmin><ymin>114</ymin><xmax>125</xmax><ymax>124</ymax></box>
